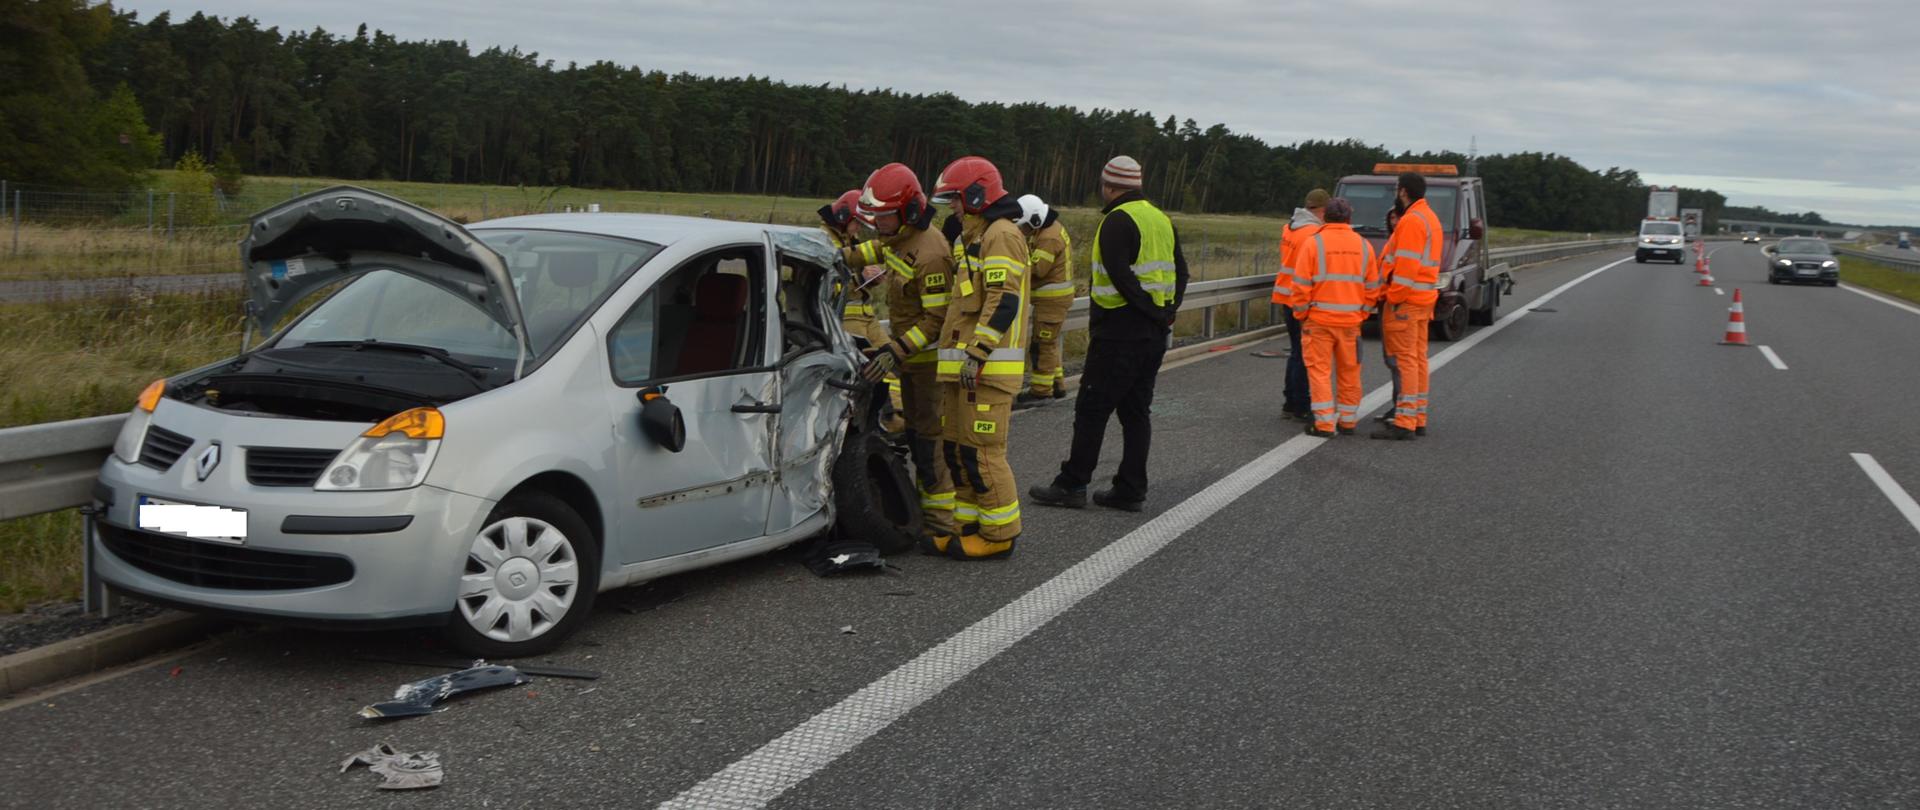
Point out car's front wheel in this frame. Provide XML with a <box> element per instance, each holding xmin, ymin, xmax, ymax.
<box><xmin>447</xmin><ymin>492</ymin><xmax>599</xmax><ymax>658</ymax></box>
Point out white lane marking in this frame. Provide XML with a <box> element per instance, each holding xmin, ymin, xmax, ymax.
<box><xmin>1757</xmin><ymin>345</ymin><xmax>1788</xmax><ymax>370</ymax></box>
<box><xmin>1839</xmin><ymin>283</ymin><xmax>1920</xmax><ymax>318</ymax></box>
<box><xmin>1715</xmin><ymin>287</ymin><xmax>1724</xmax><ymax>295</ymax></box>
<box><xmin>658</xmin><ymin>255</ymin><xmax>1633</xmax><ymax>809</ymax></box>
<box><xmin>1852</xmin><ymin>454</ymin><xmax>1920</xmax><ymax>537</ymax></box>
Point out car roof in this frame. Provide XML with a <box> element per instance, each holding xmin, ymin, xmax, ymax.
<box><xmin>469</xmin><ymin>212</ymin><xmax>816</xmax><ymax>247</ymax></box>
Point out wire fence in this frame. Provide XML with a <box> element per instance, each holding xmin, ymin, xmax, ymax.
<box><xmin>0</xmin><ymin>178</ymin><xmax>1282</xmax><ymax>287</ymax></box>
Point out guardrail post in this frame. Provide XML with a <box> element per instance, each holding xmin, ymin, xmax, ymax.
<box><xmin>1239</xmin><ymin>299</ymin><xmax>1250</xmax><ymax>330</ymax></box>
<box><xmin>10</xmin><ymin>189</ymin><xmax>19</xmax><ymax>257</ymax></box>
<box><xmin>482</xmin><ymin>190</ymin><xmax>489</xmax><ymax>220</ymax></box>
<box><xmin>166</xmin><ymin>192</ymin><xmax>175</xmax><ymax>240</ymax></box>
<box><xmin>80</xmin><ymin>508</ymin><xmax>121</xmax><ymax>617</ymax></box>
<box><xmin>1202</xmin><ymin>304</ymin><xmax>1216</xmax><ymax>340</ymax></box>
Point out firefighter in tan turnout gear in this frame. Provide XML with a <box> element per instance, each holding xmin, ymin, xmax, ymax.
<box><xmin>927</xmin><ymin>155</ymin><xmax>1029</xmax><ymax>560</ymax></box>
<box><xmin>819</xmin><ymin>188</ymin><xmax>889</xmax><ymax>350</ymax></box>
<box><xmin>1015</xmin><ymin>193</ymin><xmax>1073</xmax><ymax>404</ymax></box>
<box><xmin>846</xmin><ymin>164</ymin><xmax>957</xmax><ymax>543</ymax></box>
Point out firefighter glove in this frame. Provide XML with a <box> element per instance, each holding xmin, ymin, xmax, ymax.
<box><xmin>960</xmin><ymin>346</ymin><xmax>988</xmax><ymax>391</ymax></box>
<box><xmin>861</xmin><ymin>342</ymin><xmax>902</xmax><ymax>383</ymax></box>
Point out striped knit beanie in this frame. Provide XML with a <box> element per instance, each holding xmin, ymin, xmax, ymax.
<box><xmin>1101</xmin><ymin>155</ymin><xmax>1143</xmax><ymax>189</ymax></box>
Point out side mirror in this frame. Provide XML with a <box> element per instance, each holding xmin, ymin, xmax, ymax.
<box><xmin>637</xmin><ymin>386</ymin><xmax>686</xmax><ymax>453</ymax></box>
<box><xmin>1468</xmin><ymin>219</ymin><xmax>1485</xmax><ymax>240</ymax></box>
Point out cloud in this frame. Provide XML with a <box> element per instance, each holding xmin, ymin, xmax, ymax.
<box><xmin>121</xmin><ymin>0</ymin><xmax>1919</xmax><ymax>223</ymax></box>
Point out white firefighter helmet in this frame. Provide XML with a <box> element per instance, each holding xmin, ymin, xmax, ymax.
<box><xmin>1015</xmin><ymin>194</ymin><xmax>1049</xmax><ymax>230</ymax></box>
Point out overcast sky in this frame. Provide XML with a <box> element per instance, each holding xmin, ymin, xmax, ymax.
<box><xmin>123</xmin><ymin>0</ymin><xmax>1920</xmax><ymax>226</ymax></box>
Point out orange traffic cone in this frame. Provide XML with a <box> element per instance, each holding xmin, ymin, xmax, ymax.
<box><xmin>1695</xmin><ymin>252</ymin><xmax>1709</xmax><ymax>273</ymax></box>
<box><xmin>1719</xmin><ymin>288</ymin><xmax>1749</xmax><ymax>345</ymax></box>
<box><xmin>1698</xmin><ymin>271</ymin><xmax>1714</xmax><ymax>287</ymax></box>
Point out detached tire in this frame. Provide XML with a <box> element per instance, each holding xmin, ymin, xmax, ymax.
<box><xmin>446</xmin><ymin>491</ymin><xmax>599</xmax><ymax>659</ymax></box>
<box><xmin>831</xmin><ymin>429</ymin><xmax>923</xmax><ymax>554</ymax></box>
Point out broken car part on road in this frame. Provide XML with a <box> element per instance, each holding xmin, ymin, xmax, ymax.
<box><xmin>339</xmin><ymin>742</ymin><xmax>444</xmax><ymax>790</ymax></box>
<box><xmin>358</xmin><ymin>661</ymin><xmax>530</xmax><ymax>719</ymax></box>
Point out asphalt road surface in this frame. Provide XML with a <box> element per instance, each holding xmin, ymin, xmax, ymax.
<box><xmin>4</xmin><ymin>244</ymin><xmax>1919</xmax><ymax>808</ymax></box>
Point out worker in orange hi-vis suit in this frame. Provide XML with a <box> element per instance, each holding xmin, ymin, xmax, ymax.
<box><xmin>1373</xmin><ymin>172</ymin><xmax>1442</xmax><ymax>441</ymax></box>
<box><xmin>1287</xmin><ymin>197</ymin><xmax>1379</xmax><ymax>437</ymax></box>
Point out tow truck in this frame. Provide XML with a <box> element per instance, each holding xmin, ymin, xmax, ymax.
<box><xmin>1334</xmin><ymin>163</ymin><xmax>1512</xmax><ymax>341</ymax></box>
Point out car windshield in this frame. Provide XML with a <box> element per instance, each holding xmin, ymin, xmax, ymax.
<box><xmin>1341</xmin><ymin>182</ymin><xmax>1457</xmax><ymax>236</ymax></box>
<box><xmin>1778</xmin><ymin>239</ymin><xmax>1830</xmax><ymax>255</ymax></box>
<box><xmin>277</xmin><ymin>230</ymin><xmax>661</xmax><ymax>364</ymax></box>
<box><xmin>1642</xmin><ymin>222</ymin><xmax>1683</xmax><ymax>236</ymax></box>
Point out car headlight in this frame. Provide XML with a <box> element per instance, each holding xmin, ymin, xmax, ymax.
<box><xmin>1435</xmin><ymin>271</ymin><xmax>1454</xmax><ymax>290</ymax></box>
<box><xmin>111</xmin><ymin>379</ymin><xmax>166</xmax><ymax>464</ymax></box>
<box><xmin>316</xmin><ymin>407</ymin><xmax>444</xmax><ymax>491</ymax></box>
<box><xmin>1776</xmin><ymin>258</ymin><xmax>1792</xmax><ymax>266</ymax></box>
<box><xmin>1822</xmin><ymin>260</ymin><xmax>1837</xmax><ymax>268</ymax></box>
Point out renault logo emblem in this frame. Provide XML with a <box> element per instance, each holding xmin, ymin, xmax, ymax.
<box><xmin>196</xmin><ymin>442</ymin><xmax>222</xmax><ymax>481</ymax></box>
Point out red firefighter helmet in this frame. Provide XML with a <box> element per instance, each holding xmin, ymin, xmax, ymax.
<box><xmin>931</xmin><ymin>156</ymin><xmax>1006</xmax><ymax>214</ymax></box>
<box><xmin>855</xmin><ymin>163</ymin><xmax>927</xmax><ymax>226</ymax></box>
<box><xmin>819</xmin><ymin>189</ymin><xmax>863</xmax><ymax>229</ymax></box>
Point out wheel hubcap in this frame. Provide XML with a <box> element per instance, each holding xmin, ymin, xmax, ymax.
<box><xmin>458</xmin><ymin>516</ymin><xmax>580</xmax><ymax>643</ymax></box>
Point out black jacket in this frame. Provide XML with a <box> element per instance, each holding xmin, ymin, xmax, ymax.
<box><xmin>1090</xmin><ymin>190</ymin><xmax>1190</xmax><ymax>341</ymax></box>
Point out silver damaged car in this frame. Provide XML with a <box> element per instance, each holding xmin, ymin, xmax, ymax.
<box><xmin>90</xmin><ymin>187</ymin><xmax>922</xmax><ymax>656</ymax></box>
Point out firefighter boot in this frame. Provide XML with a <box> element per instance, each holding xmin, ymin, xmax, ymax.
<box><xmin>947</xmin><ymin>530</ymin><xmax>1016</xmax><ymax>561</ymax></box>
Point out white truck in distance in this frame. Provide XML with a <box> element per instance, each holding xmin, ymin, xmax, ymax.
<box><xmin>1647</xmin><ymin>188</ymin><xmax>1679</xmax><ymax>220</ymax></box>
<box><xmin>1681</xmin><ymin>208</ymin><xmax>1703</xmax><ymax>240</ymax></box>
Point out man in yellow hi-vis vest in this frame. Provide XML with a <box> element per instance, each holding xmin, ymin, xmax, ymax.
<box><xmin>1029</xmin><ymin>155</ymin><xmax>1189</xmax><ymax>513</ymax></box>
<box><xmin>927</xmin><ymin>156</ymin><xmax>1029</xmax><ymax>560</ymax></box>
<box><xmin>1015</xmin><ymin>194</ymin><xmax>1073</xmax><ymax>403</ymax></box>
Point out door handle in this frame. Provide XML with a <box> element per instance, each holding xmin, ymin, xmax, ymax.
<box><xmin>731</xmin><ymin>402</ymin><xmax>781</xmax><ymax>414</ymax></box>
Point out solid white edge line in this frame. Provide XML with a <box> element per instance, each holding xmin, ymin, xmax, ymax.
<box><xmin>657</xmin><ymin>254</ymin><xmax>1633</xmax><ymax>810</ymax></box>
<box><xmin>1851</xmin><ymin>453</ymin><xmax>1920</xmax><ymax>537</ymax></box>
<box><xmin>1839</xmin><ymin>283</ymin><xmax>1920</xmax><ymax>318</ymax></box>
<box><xmin>1757</xmin><ymin>345</ymin><xmax>1788</xmax><ymax>370</ymax></box>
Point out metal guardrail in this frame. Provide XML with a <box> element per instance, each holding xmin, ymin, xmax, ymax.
<box><xmin>1836</xmin><ymin>247</ymin><xmax>1920</xmax><ymax>272</ymax></box>
<box><xmin>0</xmin><ymin>414</ymin><xmax>122</xmax><ymax>521</ymax></box>
<box><xmin>0</xmin><ymin>235</ymin><xmax>1640</xmax><ymax>527</ymax></box>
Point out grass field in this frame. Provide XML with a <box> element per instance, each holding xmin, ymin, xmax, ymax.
<box><xmin>1839</xmin><ymin>255</ymin><xmax>1920</xmax><ymax>303</ymax></box>
<box><xmin>1</xmin><ymin>172</ymin><xmax>1607</xmax><ymax>281</ymax></box>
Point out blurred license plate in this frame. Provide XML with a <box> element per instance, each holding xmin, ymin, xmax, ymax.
<box><xmin>1797</xmin><ymin>269</ymin><xmax>1816</xmax><ymax>276</ymax></box>
<box><xmin>138</xmin><ymin>496</ymin><xmax>247</xmax><ymax>544</ymax></box>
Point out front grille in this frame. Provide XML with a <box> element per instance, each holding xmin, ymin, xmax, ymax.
<box><xmin>99</xmin><ymin>522</ymin><xmax>354</xmax><ymax>590</ymax></box>
<box><xmin>138</xmin><ymin>426</ymin><xmax>193</xmax><ymax>471</ymax></box>
<box><xmin>246</xmin><ymin>447</ymin><xmax>338</xmax><ymax>487</ymax></box>
<box><xmin>1794</xmin><ymin>262</ymin><xmax>1821</xmax><ymax>270</ymax></box>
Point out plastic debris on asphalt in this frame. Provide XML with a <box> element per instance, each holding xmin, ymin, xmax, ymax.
<box><xmin>339</xmin><ymin>743</ymin><xmax>443</xmax><ymax>790</ymax></box>
<box><xmin>358</xmin><ymin>660</ymin><xmax>530</xmax><ymax>719</ymax></box>
<box><xmin>803</xmin><ymin>540</ymin><xmax>886</xmax><ymax>576</ymax></box>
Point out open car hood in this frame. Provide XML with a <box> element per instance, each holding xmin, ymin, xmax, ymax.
<box><xmin>240</xmin><ymin>186</ymin><xmax>531</xmax><ymax>368</ymax></box>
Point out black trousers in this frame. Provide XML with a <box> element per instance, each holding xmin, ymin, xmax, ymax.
<box><xmin>1056</xmin><ymin>336</ymin><xmax>1167</xmax><ymax>499</ymax></box>
<box><xmin>1281</xmin><ymin>307</ymin><xmax>1309</xmax><ymax>414</ymax></box>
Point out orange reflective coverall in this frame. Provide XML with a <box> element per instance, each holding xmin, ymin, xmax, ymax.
<box><xmin>1288</xmin><ymin>222</ymin><xmax>1379</xmax><ymax>432</ymax></box>
<box><xmin>1380</xmin><ymin>198</ymin><xmax>1443</xmax><ymax>430</ymax></box>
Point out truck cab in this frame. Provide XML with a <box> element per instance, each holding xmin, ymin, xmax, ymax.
<box><xmin>1334</xmin><ymin>163</ymin><xmax>1510</xmax><ymax>341</ymax></box>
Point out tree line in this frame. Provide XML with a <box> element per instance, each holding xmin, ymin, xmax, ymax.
<box><xmin>4</xmin><ymin>2</ymin><xmax>1730</xmax><ymax>232</ymax></box>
